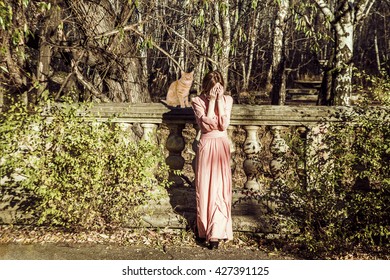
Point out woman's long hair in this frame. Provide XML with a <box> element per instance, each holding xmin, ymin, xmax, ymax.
<box><xmin>201</xmin><ymin>70</ymin><xmax>225</xmax><ymax>96</ymax></box>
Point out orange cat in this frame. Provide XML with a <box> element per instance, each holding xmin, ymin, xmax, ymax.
<box><xmin>162</xmin><ymin>71</ymin><xmax>193</xmax><ymax>108</ymax></box>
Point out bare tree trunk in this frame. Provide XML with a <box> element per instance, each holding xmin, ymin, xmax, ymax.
<box><xmin>136</xmin><ymin>3</ymin><xmax>149</xmax><ymax>83</ymax></box>
<box><xmin>243</xmin><ymin>10</ymin><xmax>260</xmax><ymax>91</ymax></box>
<box><xmin>178</xmin><ymin>25</ymin><xmax>186</xmax><ymax>71</ymax></box>
<box><xmin>314</xmin><ymin>0</ymin><xmax>376</xmax><ymax>106</ymax></box>
<box><xmin>333</xmin><ymin>19</ymin><xmax>354</xmax><ymax>106</ymax></box>
<box><xmin>270</xmin><ymin>0</ymin><xmax>289</xmax><ymax>105</ymax></box>
<box><xmin>67</xmin><ymin>0</ymin><xmax>149</xmax><ymax>103</ymax></box>
<box><xmin>195</xmin><ymin>31</ymin><xmax>209</xmax><ymax>93</ymax></box>
<box><xmin>213</xmin><ymin>0</ymin><xmax>231</xmax><ymax>86</ymax></box>
<box><xmin>374</xmin><ymin>28</ymin><xmax>382</xmax><ymax>74</ymax></box>
<box><xmin>318</xmin><ymin>40</ymin><xmax>336</xmax><ymax>105</ymax></box>
<box><xmin>36</xmin><ymin>1</ymin><xmax>62</xmax><ymax>102</ymax></box>
<box><xmin>220</xmin><ymin>0</ymin><xmax>231</xmax><ymax>86</ymax></box>
<box><xmin>2</xmin><ymin>1</ymin><xmax>28</xmax><ymax>102</ymax></box>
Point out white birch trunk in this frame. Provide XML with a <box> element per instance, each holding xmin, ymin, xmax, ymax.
<box><xmin>314</xmin><ymin>0</ymin><xmax>376</xmax><ymax>105</ymax></box>
<box><xmin>243</xmin><ymin>10</ymin><xmax>260</xmax><ymax>91</ymax></box>
<box><xmin>220</xmin><ymin>0</ymin><xmax>231</xmax><ymax>86</ymax></box>
<box><xmin>270</xmin><ymin>0</ymin><xmax>289</xmax><ymax>105</ymax></box>
<box><xmin>213</xmin><ymin>0</ymin><xmax>231</xmax><ymax>86</ymax></box>
<box><xmin>334</xmin><ymin>19</ymin><xmax>354</xmax><ymax>106</ymax></box>
<box><xmin>374</xmin><ymin>29</ymin><xmax>381</xmax><ymax>73</ymax></box>
<box><xmin>137</xmin><ymin>7</ymin><xmax>148</xmax><ymax>82</ymax></box>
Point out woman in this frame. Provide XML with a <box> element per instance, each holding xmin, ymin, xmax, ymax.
<box><xmin>191</xmin><ymin>70</ymin><xmax>234</xmax><ymax>249</ymax></box>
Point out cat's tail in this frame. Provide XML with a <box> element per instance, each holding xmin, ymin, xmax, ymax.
<box><xmin>160</xmin><ymin>99</ymin><xmax>176</xmax><ymax>108</ymax></box>
<box><xmin>160</xmin><ymin>99</ymin><xmax>169</xmax><ymax>105</ymax></box>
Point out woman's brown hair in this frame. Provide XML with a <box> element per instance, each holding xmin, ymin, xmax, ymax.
<box><xmin>201</xmin><ymin>70</ymin><xmax>225</xmax><ymax>96</ymax></box>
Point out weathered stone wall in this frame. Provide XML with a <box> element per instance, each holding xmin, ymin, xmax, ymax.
<box><xmin>136</xmin><ymin>186</ymin><xmax>271</xmax><ymax>232</ymax></box>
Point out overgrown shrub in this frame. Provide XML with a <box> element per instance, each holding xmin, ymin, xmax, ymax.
<box><xmin>354</xmin><ymin>70</ymin><xmax>390</xmax><ymax>105</ymax></box>
<box><xmin>257</xmin><ymin>106</ymin><xmax>390</xmax><ymax>258</ymax></box>
<box><xmin>0</xmin><ymin>102</ymin><xmax>170</xmax><ymax>231</ymax></box>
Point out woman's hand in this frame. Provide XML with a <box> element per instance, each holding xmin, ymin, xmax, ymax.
<box><xmin>209</xmin><ymin>83</ymin><xmax>218</xmax><ymax>101</ymax></box>
<box><xmin>210</xmin><ymin>83</ymin><xmax>224</xmax><ymax>101</ymax></box>
<box><xmin>216</xmin><ymin>83</ymin><xmax>224</xmax><ymax>100</ymax></box>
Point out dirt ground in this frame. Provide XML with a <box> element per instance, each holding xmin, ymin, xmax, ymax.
<box><xmin>1</xmin><ymin>226</ymin><xmax>385</xmax><ymax>260</ymax></box>
<box><xmin>0</xmin><ymin>226</ymin><xmax>293</xmax><ymax>260</ymax></box>
<box><xmin>0</xmin><ymin>242</ymin><xmax>293</xmax><ymax>260</ymax></box>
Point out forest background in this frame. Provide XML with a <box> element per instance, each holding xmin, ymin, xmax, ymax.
<box><xmin>0</xmin><ymin>0</ymin><xmax>389</xmax><ymax>107</ymax></box>
<box><xmin>1</xmin><ymin>0</ymin><xmax>390</xmax><ymax>259</ymax></box>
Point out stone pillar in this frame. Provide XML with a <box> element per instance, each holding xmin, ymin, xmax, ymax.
<box><xmin>270</xmin><ymin>126</ymin><xmax>289</xmax><ymax>186</ymax></box>
<box><xmin>242</xmin><ymin>125</ymin><xmax>262</xmax><ymax>190</ymax></box>
<box><xmin>165</xmin><ymin>124</ymin><xmax>186</xmax><ymax>186</ymax></box>
<box><xmin>141</xmin><ymin>123</ymin><xmax>158</xmax><ymax>143</ymax></box>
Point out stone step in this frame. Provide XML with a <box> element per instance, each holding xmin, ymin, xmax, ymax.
<box><xmin>287</xmin><ymin>88</ymin><xmax>318</xmax><ymax>95</ymax></box>
<box><xmin>289</xmin><ymin>94</ymin><xmax>318</xmax><ymax>101</ymax></box>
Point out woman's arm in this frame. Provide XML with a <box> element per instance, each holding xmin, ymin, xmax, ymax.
<box><xmin>217</xmin><ymin>93</ymin><xmax>233</xmax><ymax>131</ymax></box>
<box><xmin>192</xmin><ymin>97</ymin><xmax>218</xmax><ymax>132</ymax></box>
<box><xmin>217</xmin><ymin>97</ymin><xmax>226</xmax><ymax>118</ymax></box>
<box><xmin>191</xmin><ymin>83</ymin><xmax>225</xmax><ymax>132</ymax></box>
<box><xmin>214</xmin><ymin>83</ymin><xmax>225</xmax><ymax>116</ymax></box>
<box><xmin>206</xmin><ymin>84</ymin><xmax>219</xmax><ymax>119</ymax></box>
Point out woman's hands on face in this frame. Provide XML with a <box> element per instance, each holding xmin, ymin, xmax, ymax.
<box><xmin>209</xmin><ymin>83</ymin><xmax>224</xmax><ymax>101</ymax></box>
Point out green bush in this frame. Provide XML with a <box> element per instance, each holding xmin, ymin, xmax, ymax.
<box><xmin>353</xmin><ymin>70</ymin><xmax>390</xmax><ymax>105</ymax></box>
<box><xmin>260</xmin><ymin>106</ymin><xmax>390</xmax><ymax>258</ymax></box>
<box><xmin>0</xmin><ymin>102</ymin><xmax>170</xmax><ymax>231</ymax></box>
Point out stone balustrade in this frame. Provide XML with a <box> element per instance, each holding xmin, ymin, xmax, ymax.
<box><xmin>82</xmin><ymin>103</ymin><xmax>350</xmax><ymax>231</ymax></box>
<box><xmin>1</xmin><ymin>102</ymin><xmax>352</xmax><ymax>231</ymax></box>
<box><xmin>83</xmin><ymin>103</ymin><xmax>349</xmax><ymax>191</ymax></box>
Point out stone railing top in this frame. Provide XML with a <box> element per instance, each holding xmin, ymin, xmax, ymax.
<box><xmin>77</xmin><ymin>103</ymin><xmax>352</xmax><ymax>126</ymax></box>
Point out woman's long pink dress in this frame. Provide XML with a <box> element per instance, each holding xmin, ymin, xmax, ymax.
<box><xmin>191</xmin><ymin>94</ymin><xmax>234</xmax><ymax>242</ymax></box>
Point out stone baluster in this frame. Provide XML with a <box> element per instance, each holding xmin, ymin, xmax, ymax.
<box><xmin>141</xmin><ymin>123</ymin><xmax>158</xmax><ymax>143</ymax></box>
<box><xmin>165</xmin><ymin>124</ymin><xmax>186</xmax><ymax>186</ymax></box>
<box><xmin>242</xmin><ymin>125</ymin><xmax>262</xmax><ymax>190</ymax></box>
<box><xmin>296</xmin><ymin>126</ymin><xmax>308</xmax><ymax>185</ymax></box>
<box><xmin>115</xmin><ymin>123</ymin><xmax>133</xmax><ymax>145</ymax></box>
<box><xmin>270</xmin><ymin>126</ymin><xmax>289</xmax><ymax>186</ymax></box>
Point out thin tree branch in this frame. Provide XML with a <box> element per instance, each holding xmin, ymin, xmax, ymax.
<box><xmin>93</xmin><ymin>21</ymin><xmax>184</xmax><ymax>71</ymax></box>
<box><xmin>55</xmin><ymin>72</ymin><xmax>74</xmax><ymax>100</ymax></box>
<box><xmin>71</xmin><ymin>57</ymin><xmax>110</xmax><ymax>102</ymax></box>
<box><xmin>93</xmin><ymin>22</ymin><xmax>144</xmax><ymax>39</ymax></box>
<box><xmin>356</xmin><ymin>0</ymin><xmax>375</xmax><ymax>22</ymax></box>
<box><xmin>149</xmin><ymin>15</ymin><xmax>220</xmax><ymax>67</ymax></box>
<box><xmin>313</xmin><ymin>0</ymin><xmax>335</xmax><ymax>22</ymax></box>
